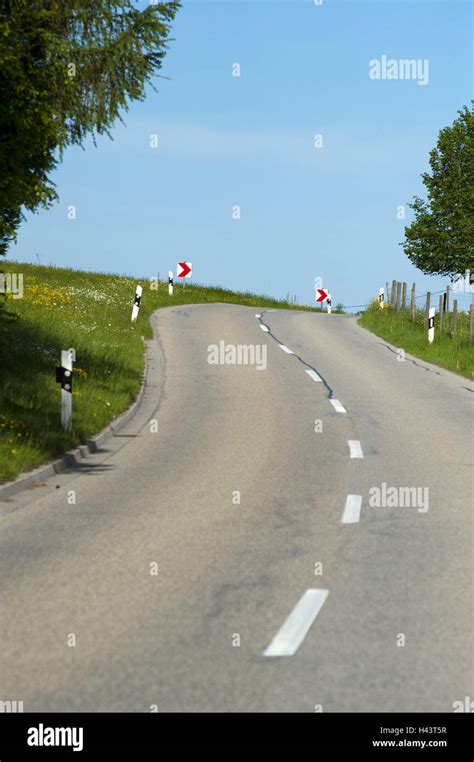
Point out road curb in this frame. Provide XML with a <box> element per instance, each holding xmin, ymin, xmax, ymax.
<box><xmin>0</xmin><ymin>340</ymin><xmax>150</xmax><ymax>501</ymax></box>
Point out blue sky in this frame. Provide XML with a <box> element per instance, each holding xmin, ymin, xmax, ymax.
<box><xmin>11</xmin><ymin>0</ymin><xmax>473</xmax><ymax>309</ymax></box>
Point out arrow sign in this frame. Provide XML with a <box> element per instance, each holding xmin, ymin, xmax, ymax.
<box><xmin>177</xmin><ymin>262</ymin><xmax>192</xmax><ymax>278</ymax></box>
<box><xmin>316</xmin><ymin>288</ymin><xmax>329</xmax><ymax>302</ymax></box>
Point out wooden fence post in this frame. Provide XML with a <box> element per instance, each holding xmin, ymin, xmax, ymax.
<box><xmin>411</xmin><ymin>283</ymin><xmax>416</xmax><ymax>320</ymax></box>
<box><xmin>439</xmin><ymin>295</ymin><xmax>443</xmax><ymax>330</ymax></box>
<box><xmin>386</xmin><ymin>282</ymin><xmax>390</xmax><ymax>306</ymax></box>
<box><xmin>452</xmin><ymin>299</ymin><xmax>458</xmax><ymax>336</ymax></box>
<box><xmin>470</xmin><ymin>303</ymin><xmax>474</xmax><ymax>345</ymax></box>
<box><xmin>425</xmin><ymin>291</ymin><xmax>431</xmax><ymax>326</ymax></box>
<box><xmin>391</xmin><ymin>280</ymin><xmax>396</xmax><ymax>307</ymax></box>
<box><xmin>402</xmin><ymin>282</ymin><xmax>407</xmax><ymax>310</ymax></box>
<box><xmin>395</xmin><ymin>281</ymin><xmax>401</xmax><ymax>311</ymax></box>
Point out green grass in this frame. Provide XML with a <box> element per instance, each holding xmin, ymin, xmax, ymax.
<box><xmin>0</xmin><ymin>261</ymin><xmax>318</xmax><ymax>483</ymax></box>
<box><xmin>359</xmin><ymin>299</ymin><xmax>474</xmax><ymax>380</ymax></box>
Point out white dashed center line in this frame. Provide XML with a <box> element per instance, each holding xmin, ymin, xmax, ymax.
<box><xmin>347</xmin><ymin>440</ymin><xmax>364</xmax><ymax>458</ymax></box>
<box><xmin>260</xmin><ymin>324</ymin><xmax>269</xmax><ymax>332</ymax></box>
<box><xmin>341</xmin><ymin>495</ymin><xmax>362</xmax><ymax>524</ymax></box>
<box><xmin>255</xmin><ymin>314</ymin><xmax>261</xmax><ymax>318</ymax></box>
<box><xmin>330</xmin><ymin>398</ymin><xmax>346</xmax><ymax>413</ymax></box>
<box><xmin>305</xmin><ymin>369</ymin><xmax>322</xmax><ymax>383</ymax></box>
<box><xmin>278</xmin><ymin>344</ymin><xmax>294</xmax><ymax>354</ymax></box>
<box><xmin>263</xmin><ymin>589</ymin><xmax>329</xmax><ymax>657</ymax></box>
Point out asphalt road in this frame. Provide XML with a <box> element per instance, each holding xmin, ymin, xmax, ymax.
<box><xmin>1</xmin><ymin>304</ymin><xmax>472</xmax><ymax>712</ymax></box>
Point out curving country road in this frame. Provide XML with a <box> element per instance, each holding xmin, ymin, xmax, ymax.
<box><xmin>1</xmin><ymin>304</ymin><xmax>472</xmax><ymax>712</ymax></box>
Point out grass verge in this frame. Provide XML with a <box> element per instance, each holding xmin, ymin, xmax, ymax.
<box><xmin>0</xmin><ymin>261</ymin><xmax>318</xmax><ymax>483</ymax></box>
<box><xmin>359</xmin><ymin>300</ymin><xmax>473</xmax><ymax>380</ymax></box>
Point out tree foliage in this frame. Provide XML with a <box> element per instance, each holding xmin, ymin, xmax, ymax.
<box><xmin>0</xmin><ymin>1</ymin><xmax>180</xmax><ymax>255</ymax></box>
<box><xmin>402</xmin><ymin>104</ymin><xmax>474</xmax><ymax>278</ymax></box>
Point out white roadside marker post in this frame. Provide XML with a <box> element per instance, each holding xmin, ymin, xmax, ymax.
<box><xmin>131</xmin><ymin>284</ymin><xmax>142</xmax><ymax>322</ymax></box>
<box><xmin>379</xmin><ymin>287</ymin><xmax>384</xmax><ymax>309</ymax></box>
<box><xmin>428</xmin><ymin>307</ymin><xmax>435</xmax><ymax>343</ymax></box>
<box><xmin>327</xmin><ymin>293</ymin><xmax>332</xmax><ymax>314</ymax></box>
<box><xmin>56</xmin><ymin>348</ymin><xmax>75</xmax><ymax>432</ymax></box>
<box><xmin>168</xmin><ymin>271</ymin><xmax>174</xmax><ymax>296</ymax></box>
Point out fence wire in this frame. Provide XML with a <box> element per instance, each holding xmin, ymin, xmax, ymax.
<box><xmin>342</xmin><ymin>287</ymin><xmax>473</xmax><ymax>312</ymax></box>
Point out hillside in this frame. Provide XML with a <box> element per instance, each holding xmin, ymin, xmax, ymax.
<box><xmin>359</xmin><ymin>300</ymin><xmax>473</xmax><ymax>379</ymax></box>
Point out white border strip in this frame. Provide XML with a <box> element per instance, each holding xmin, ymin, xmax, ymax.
<box><xmin>305</xmin><ymin>369</ymin><xmax>322</xmax><ymax>383</ymax></box>
<box><xmin>279</xmin><ymin>344</ymin><xmax>294</xmax><ymax>354</ymax></box>
<box><xmin>341</xmin><ymin>495</ymin><xmax>362</xmax><ymax>524</ymax></box>
<box><xmin>263</xmin><ymin>589</ymin><xmax>329</xmax><ymax>657</ymax></box>
<box><xmin>260</xmin><ymin>324</ymin><xmax>269</xmax><ymax>332</ymax></box>
<box><xmin>347</xmin><ymin>440</ymin><xmax>363</xmax><ymax>459</ymax></box>
<box><xmin>330</xmin><ymin>398</ymin><xmax>346</xmax><ymax>413</ymax></box>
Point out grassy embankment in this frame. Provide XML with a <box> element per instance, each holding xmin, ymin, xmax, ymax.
<box><xmin>0</xmin><ymin>261</ymin><xmax>318</xmax><ymax>483</ymax></box>
<box><xmin>359</xmin><ymin>299</ymin><xmax>473</xmax><ymax>380</ymax></box>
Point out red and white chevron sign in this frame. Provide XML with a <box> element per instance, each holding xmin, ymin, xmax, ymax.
<box><xmin>316</xmin><ymin>288</ymin><xmax>329</xmax><ymax>302</ymax></box>
<box><xmin>177</xmin><ymin>262</ymin><xmax>192</xmax><ymax>278</ymax></box>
